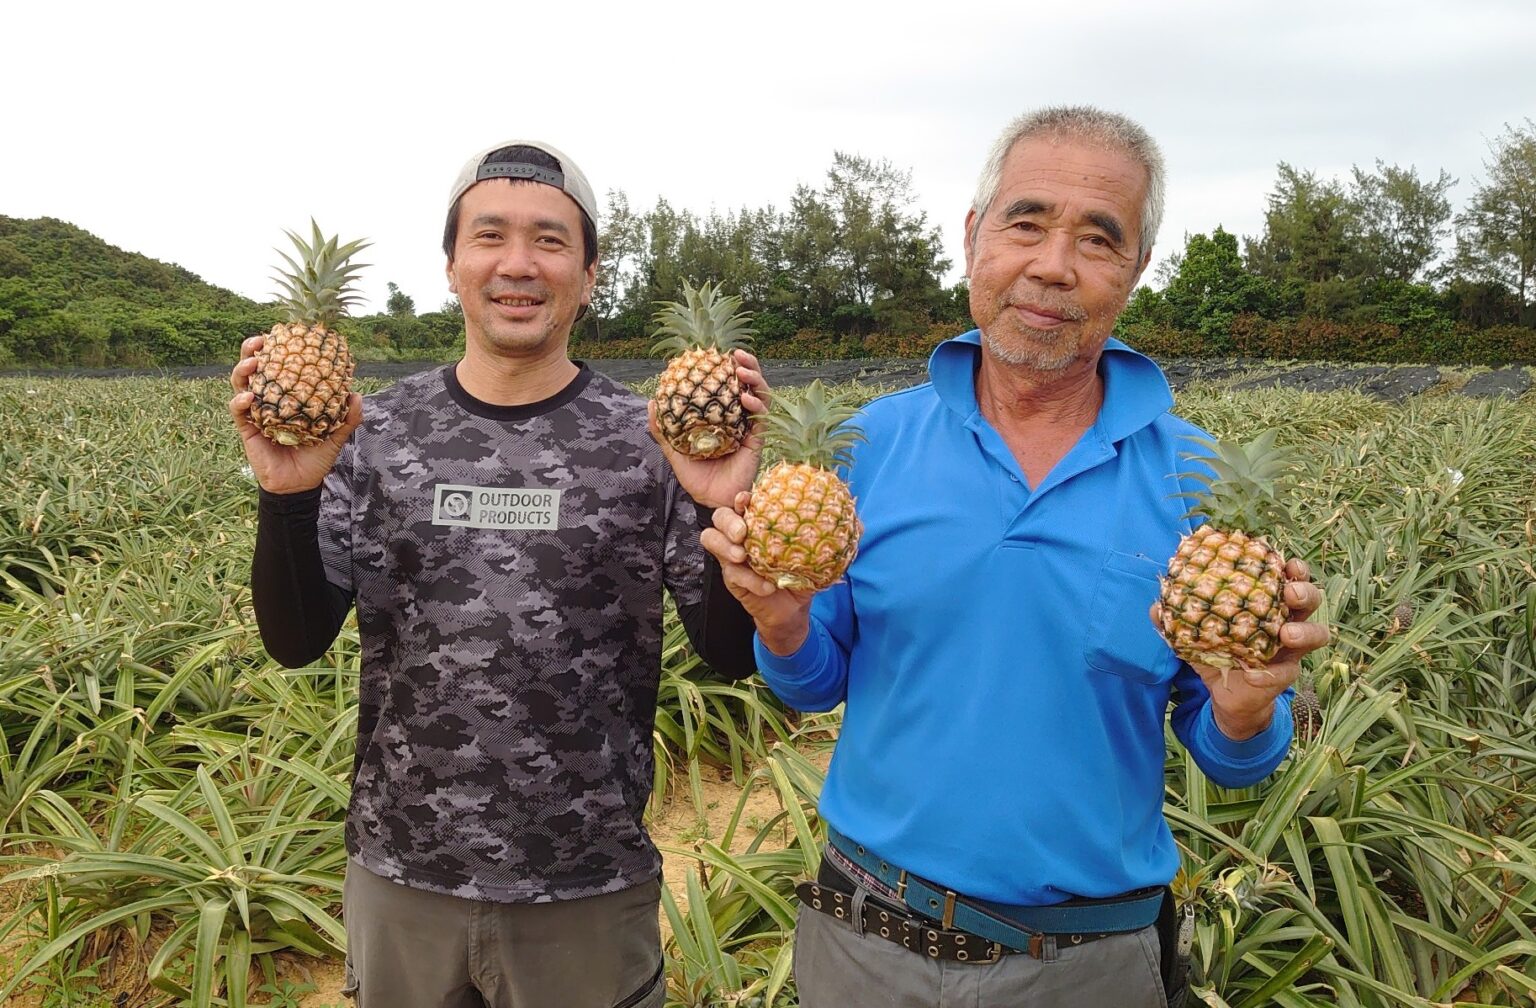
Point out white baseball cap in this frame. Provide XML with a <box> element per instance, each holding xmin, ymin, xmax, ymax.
<box><xmin>446</xmin><ymin>139</ymin><xmax>597</xmax><ymax>227</ymax></box>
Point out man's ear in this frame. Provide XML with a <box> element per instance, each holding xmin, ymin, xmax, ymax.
<box><xmin>1131</xmin><ymin>248</ymin><xmax>1152</xmax><ymax>286</ymax></box>
<box><xmin>446</xmin><ymin>258</ymin><xmax>459</xmax><ymax>296</ymax></box>
<box><xmin>582</xmin><ymin>258</ymin><xmax>598</xmax><ymax>305</ymax></box>
<box><xmin>962</xmin><ymin>209</ymin><xmax>977</xmax><ymax>279</ymax></box>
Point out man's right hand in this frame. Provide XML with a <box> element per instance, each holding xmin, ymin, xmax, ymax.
<box><xmin>228</xmin><ymin>334</ymin><xmax>363</xmax><ymax>495</ymax></box>
<box><xmin>700</xmin><ymin>491</ymin><xmax>817</xmax><ymax>656</ymax></box>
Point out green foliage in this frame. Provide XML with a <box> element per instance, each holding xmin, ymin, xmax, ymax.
<box><xmin>1442</xmin><ymin>278</ymin><xmax>1524</xmax><ymax>328</ymax></box>
<box><xmin>1160</xmin><ymin>227</ymin><xmax>1279</xmax><ymax>349</ymax></box>
<box><xmin>1454</xmin><ymin>119</ymin><xmax>1536</xmax><ymax>325</ymax></box>
<box><xmin>1345</xmin><ymin>160</ymin><xmax>1456</xmax><ymax>284</ymax></box>
<box><xmin>1167</xmin><ymin>389</ymin><xmax>1536</xmax><ymax>1007</ymax></box>
<box><xmin>590</xmin><ymin>152</ymin><xmax>954</xmax><ymax>348</ymax></box>
<box><xmin>1245</xmin><ymin>163</ymin><xmax>1354</xmax><ymax>286</ymax></box>
<box><xmin>384</xmin><ymin>281</ymin><xmax>415</xmax><ymax>319</ymax></box>
<box><xmin>342</xmin><ymin>308</ymin><xmax>464</xmax><ymax>361</ymax></box>
<box><xmin>1173</xmin><ymin>429</ymin><xmax>1294</xmax><ymax>534</ymax></box>
<box><xmin>650</xmin><ymin>279</ymin><xmax>756</xmax><ymax>357</ymax></box>
<box><xmin>0</xmin><ymin>217</ymin><xmax>281</xmax><ymax>368</ymax></box>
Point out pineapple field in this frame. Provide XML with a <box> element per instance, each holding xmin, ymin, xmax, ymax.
<box><xmin>2</xmin><ymin>370</ymin><xmax>1535</xmax><ymax>1007</ymax></box>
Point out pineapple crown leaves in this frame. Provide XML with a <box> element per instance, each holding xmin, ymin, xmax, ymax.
<box><xmin>649</xmin><ymin>278</ymin><xmax>755</xmax><ymax>357</ymax></box>
<box><xmin>762</xmin><ymin>379</ymin><xmax>866</xmax><ymax>470</ymax></box>
<box><xmin>1171</xmin><ymin>429</ymin><xmax>1296</xmax><ymax>533</ymax></box>
<box><xmin>271</xmin><ymin>218</ymin><xmax>372</xmax><ymax>326</ymax></box>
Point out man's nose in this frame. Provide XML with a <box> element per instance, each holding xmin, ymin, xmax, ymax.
<box><xmin>1025</xmin><ymin>229</ymin><xmax>1077</xmax><ymax>287</ymax></box>
<box><xmin>495</xmin><ymin>238</ymin><xmax>540</xmax><ymax>278</ymax></box>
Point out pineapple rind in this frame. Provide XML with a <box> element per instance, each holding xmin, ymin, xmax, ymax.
<box><xmin>655</xmin><ymin>346</ymin><xmax>748</xmax><ymax>459</ymax></box>
<box><xmin>1158</xmin><ymin>525</ymin><xmax>1290</xmax><ymax>687</ymax></box>
<box><xmin>248</xmin><ymin>322</ymin><xmax>355</xmax><ymax>446</ymax></box>
<box><xmin>744</xmin><ymin>462</ymin><xmax>862</xmax><ymax>591</ymax></box>
<box><xmin>1292</xmin><ymin>677</ymin><xmax>1322</xmax><ymax>740</ymax></box>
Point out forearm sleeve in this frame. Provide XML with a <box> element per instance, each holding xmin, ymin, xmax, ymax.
<box><xmin>1169</xmin><ymin>663</ymin><xmax>1294</xmax><ymax>788</ymax></box>
<box><xmin>676</xmin><ymin>505</ymin><xmax>759</xmax><ymax>680</ymax></box>
<box><xmin>252</xmin><ymin>488</ymin><xmax>354</xmax><ymax>668</ymax></box>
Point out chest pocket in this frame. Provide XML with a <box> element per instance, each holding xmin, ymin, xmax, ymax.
<box><xmin>1083</xmin><ymin>549</ymin><xmax>1180</xmax><ymax>685</ymax></box>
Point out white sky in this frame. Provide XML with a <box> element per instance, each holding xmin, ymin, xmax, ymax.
<box><xmin>3</xmin><ymin>0</ymin><xmax>1534</xmax><ymax>315</ymax></box>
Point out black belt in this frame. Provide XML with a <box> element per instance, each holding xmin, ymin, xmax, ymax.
<box><xmin>815</xmin><ymin>828</ymin><xmax>1164</xmax><ymax>961</ymax></box>
<box><xmin>800</xmin><ymin>857</ymin><xmax>1123</xmax><ymax>963</ymax></box>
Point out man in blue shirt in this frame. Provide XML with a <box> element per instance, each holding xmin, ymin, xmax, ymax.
<box><xmin>702</xmin><ymin>107</ymin><xmax>1330</xmax><ymax>1006</ymax></box>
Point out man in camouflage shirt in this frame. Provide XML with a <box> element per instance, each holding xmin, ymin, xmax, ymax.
<box><xmin>229</xmin><ymin>140</ymin><xmax>764</xmax><ymax>1008</ymax></box>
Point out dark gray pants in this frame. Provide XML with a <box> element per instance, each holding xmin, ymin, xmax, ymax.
<box><xmin>341</xmin><ymin>859</ymin><xmax>665</xmax><ymax>1008</ymax></box>
<box><xmin>792</xmin><ymin>893</ymin><xmax>1167</xmax><ymax>1007</ymax></box>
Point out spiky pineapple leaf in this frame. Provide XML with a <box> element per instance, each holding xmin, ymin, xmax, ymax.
<box><xmin>761</xmin><ymin>379</ymin><xmax>865</xmax><ymax>470</ymax></box>
<box><xmin>1172</xmin><ymin>431</ymin><xmax>1295</xmax><ymax>533</ymax></box>
<box><xmin>650</xmin><ymin>279</ymin><xmax>755</xmax><ymax>357</ymax></box>
<box><xmin>270</xmin><ymin>219</ymin><xmax>371</xmax><ymax>327</ymax></box>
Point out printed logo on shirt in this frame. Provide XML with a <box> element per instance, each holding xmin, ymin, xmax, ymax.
<box><xmin>432</xmin><ymin>484</ymin><xmax>563</xmax><ymax>530</ymax></box>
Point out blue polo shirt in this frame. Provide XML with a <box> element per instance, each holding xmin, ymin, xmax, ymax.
<box><xmin>755</xmin><ymin>331</ymin><xmax>1292</xmax><ymax>906</ymax></box>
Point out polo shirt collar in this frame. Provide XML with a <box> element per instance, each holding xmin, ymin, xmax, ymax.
<box><xmin>927</xmin><ymin>329</ymin><xmax>1174</xmax><ymax>443</ymax></box>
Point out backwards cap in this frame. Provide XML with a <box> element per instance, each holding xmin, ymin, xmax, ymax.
<box><xmin>447</xmin><ymin>139</ymin><xmax>597</xmax><ymax>226</ymax></box>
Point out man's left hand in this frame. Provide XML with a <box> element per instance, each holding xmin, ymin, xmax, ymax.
<box><xmin>649</xmin><ymin>349</ymin><xmax>769</xmax><ymax>508</ymax></box>
<box><xmin>1154</xmin><ymin>558</ymin><xmax>1331</xmax><ymax>741</ymax></box>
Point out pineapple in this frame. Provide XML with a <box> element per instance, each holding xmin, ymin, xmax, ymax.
<box><xmin>744</xmin><ymin>381</ymin><xmax>864</xmax><ymax>591</ymax></box>
<box><xmin>651</xmin><ymin>280</ymin><xmax>754</xmax><ymax>459</ymax></box>
<box><xmin>1292</xmin><ymin>672</ymin><xmax>1322</xmax><ymax>741</ymax></box>
<box><xmin>1155</xmin><ymin>430</ymin><xmax>1294</xmax><ymax>690</ymax></box>
<box><xmin>248</xmin><ymin>221</ymin><xmax>369</xmax><ymax>446</ymax></box>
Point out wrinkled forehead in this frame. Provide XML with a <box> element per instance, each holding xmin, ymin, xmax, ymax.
<box><xmin>998</xmin><ymin>132</ymin><xmax>1149</xmax><ymax>194</ymax></box>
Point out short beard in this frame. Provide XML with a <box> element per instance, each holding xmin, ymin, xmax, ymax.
<box><xmin>980</xmin><ymin>325</ymin><xmax>1081</xmax><ymax>372</ymax></box>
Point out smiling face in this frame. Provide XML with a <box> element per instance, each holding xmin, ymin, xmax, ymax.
<box><xmin>964</xmin><ymin>134</ymin><xmax>1151</xmax><ymax>373</ymax></box>
<box><xmin>446</xmin><ymin>178</ymin><xmax>596</xmax><ymax>362</ymax></box>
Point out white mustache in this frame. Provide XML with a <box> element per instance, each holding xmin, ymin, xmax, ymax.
<box><xmin>1006</xmin><ymin>294</ymin><xmax>1088</xmax><ymax>322</ymax></box>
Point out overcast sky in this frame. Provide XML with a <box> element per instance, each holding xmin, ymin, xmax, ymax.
<box><xmin>4</xmin><ymin>0</ymin><xmax>1534</xmax><ymax>316</ymax></box>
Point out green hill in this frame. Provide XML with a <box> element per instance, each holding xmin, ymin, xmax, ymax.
<box><xmin>0</xmin><ymin>216</ymin><xmax>276</xmax><ymax>367</ymax></box>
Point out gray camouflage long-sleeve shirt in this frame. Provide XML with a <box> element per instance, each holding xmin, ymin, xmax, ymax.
<box><xmin>305</xmin><ymin>364</ymin><xmax>719</xmax><ymax>902</ymax></box>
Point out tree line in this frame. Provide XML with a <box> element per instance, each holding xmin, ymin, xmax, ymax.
<box><xmin>1</xmin><ymin>120</ymin><xmax>1533</xmax><ymax>369</ymax></box>
<box><xmin>1120</xmin><ymin>120</ymin><xmax>1536</xmax><ymax>363</ymax></box>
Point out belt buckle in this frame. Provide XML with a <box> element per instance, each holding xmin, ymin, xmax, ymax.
<box><xmin>970</xmin><ymin>939</ymin><xmax>1006</xmax><ymax>965</ymax></box>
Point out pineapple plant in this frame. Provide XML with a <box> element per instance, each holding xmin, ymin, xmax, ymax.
<box><xmin>1291</xmin><ymin>671</ymin><xmax>1322</xmax><ymax>740</ymax></box>
<box><xmin>1155</xmin><ymin>430</ymin><xmax>1295</xmax><ymax>690</ymax></box>
<box><xmin>247</xmin><ymin>221</ymin><xmax>369</xmax><ymax>446</ymax></box>
<box><xmin>744</xmin><ymin>380</ymin><xmax>864</xmax><ymax>591</ymax></box>
<box><xmin>651</xmin><ymin>280</ymin><xmax>755</xmax><ymax>459</ymax></box>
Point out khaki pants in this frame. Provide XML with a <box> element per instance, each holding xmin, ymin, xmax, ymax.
<box><xmin>341</xmin><ymin>859</ymin><xmax>665</xmax><ymax>1008</ymax></box>
<box><xmin>792</xmin><ymin>871</ymin><xmax>1168</xmax><ymax>1008</ymax></box>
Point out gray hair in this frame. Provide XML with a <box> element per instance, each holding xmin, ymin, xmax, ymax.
<box><xmin>969</xmin><ymin>106</ymin><xmax>1165</xmax><ymax>264</ymax></box>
